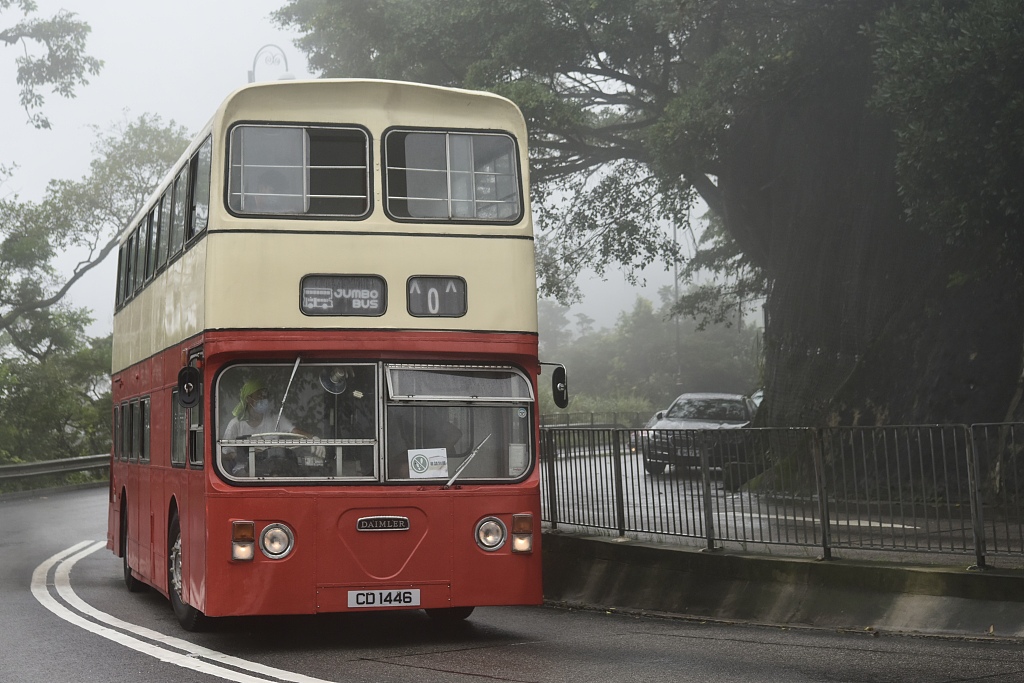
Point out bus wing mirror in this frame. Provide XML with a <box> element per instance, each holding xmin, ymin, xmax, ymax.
<box><xmin>177</xmin><ymin>366</ymin><xmax>202</xmax><ymax>408</ymax></box>
<box><xmin>551</xmin><ymin>365</ymin><xmax>569</xmax><ymax>409</ymax></box>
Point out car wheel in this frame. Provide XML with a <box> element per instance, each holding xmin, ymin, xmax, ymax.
<box><xmin>643</xmin><ymin>460</ymin><xmax>667</xmax><ymax>475</ymax></box>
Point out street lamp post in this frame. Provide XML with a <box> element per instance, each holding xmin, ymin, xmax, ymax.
<box><xmin>248</xmin><ymin>44</ymin><xmax>294</xmax><ymax>83</ymax></box>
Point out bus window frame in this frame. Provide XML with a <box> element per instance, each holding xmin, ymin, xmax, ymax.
<box><xmin>140</xmin><ymin>396</ymin><xmax>151</xmax><ymax>464</ymax></box>
<box><xmin>188</xmin><ymin>390</ymin><xmax>204</xmax><ymax>469</ymax></box>
<box><xmin>133</xmin><ymin>221</ymin><xmax>146</xmax><ymax>296</ymax></box>
<box><xmin>113</xmin><ymin>404</ymin><xmax>121</xmax><ymax>461</ymax></box>
<box><xmin>129</xmin><ymin>399</ymin><xmax>141</xmax><ymax>463</ymax></box>
<box><xmin>156</xmin><ymin>191</ymin><xmax>171</xmax><ymax>272</ymax></box>
<box><xmin>119</xmin><ymin>401</ymin><xmax>129</xmax><ymax>462</ymax></box>
<box><xmin>145</xmin><ymin>207</ymin><xmax>159</xmax><ymax>283</ymax></box>
<box><xmin>186</xmin><ymin>136</ymin><xmax>213</xmax><ymax>244</ymax></box>
<box><xmin>224</xmin><ymin>122</ymin><xmax>373</xmax><ymax>221</ymax></box>
<box><xmin>381</xmin><ymin>126</ymin><xmax>524</xmax><ymax>226</ymax></box>
<box><xmin>171</xmin><ymin>389</ymin><xmax>187</xmax><ymax>468</ymax></box>
<box><xmin>168</xmin><ymin>166</ymin><xmax>188</xmax><ymax>259</ymax></box>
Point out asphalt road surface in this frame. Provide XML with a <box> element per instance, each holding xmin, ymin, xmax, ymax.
<box><xmin>2</xmin><ymin>487</ymin><xmax>1022</xmax><ymax>683</ymax></box>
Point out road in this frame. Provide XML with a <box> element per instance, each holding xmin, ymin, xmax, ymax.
<box><xmin>2</xmin><ymin>487</ymin><xmax>1022</xmax><ymax>683</ymax></box>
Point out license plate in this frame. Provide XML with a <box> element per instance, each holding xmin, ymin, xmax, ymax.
<box><xmin>347</xmin><ymin>589</ymin><xmax>421</xmax><ymax>608</ymax></box>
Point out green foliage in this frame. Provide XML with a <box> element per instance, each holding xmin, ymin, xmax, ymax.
<box><xmin>1</xmin><ymin>115</ymin><xmax>188</xmax><ymax>466</ymax></box>
<box><xmin>0</xmin><ymin>314</ymin><xmax>111</xmax><ymax>464</ymax></box>
<box><xmin>0</xmin><ymin>0</ymin><xmax>103</xmax><ymax>129</ymax></box>
<box><xmin>868</xmin><ymin>0</ymin><xmax>1024</xmax><ymax>274</ymax></box>
<box><xmin>0</xmin><ymin>114</ymin><xmax>191</xmax><ymax>338</ymax></box>
<box><xmin>277</xmin><ymin>0</ymin><xmax>1024</xmax><ymax>425</ymax></box>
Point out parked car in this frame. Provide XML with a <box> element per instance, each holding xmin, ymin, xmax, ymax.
<box><xmin>631</xmin><ymin>393</ymin><xmax>757</xmax><ymax>475</ymax></box>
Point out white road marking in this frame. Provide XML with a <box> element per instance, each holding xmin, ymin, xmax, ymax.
<box><xmin>32</xmin><ymin>542</ymin><xmax>335</xmax><ymax>683</ymax></box>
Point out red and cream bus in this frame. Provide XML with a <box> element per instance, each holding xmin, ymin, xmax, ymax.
<box><xmin>106</xmin><ymin>79</ymin><xmax>565</xmax><ymax>630</ymax></box>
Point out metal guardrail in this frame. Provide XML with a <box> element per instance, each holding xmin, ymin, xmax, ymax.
<box><xmin>0</xmin><ymin>454</ymin><xmax>109</xmax><ymax>483</ymax></box>
<box><xmin>540</xmin><ymin>423</ymin><xmax>1024</xmax><ymax>568</ymax></box>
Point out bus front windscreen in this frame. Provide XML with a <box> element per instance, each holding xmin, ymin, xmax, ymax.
<box><xmin>215</xmin><ymin>363</ymin><xmax>534</xmax><ymax>484</ymax></box>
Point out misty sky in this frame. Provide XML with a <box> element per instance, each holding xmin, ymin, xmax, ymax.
<box><xmin>1</xmin><ymin>0</ymin><xmax>676</xmax><ymax>337</ymax></box>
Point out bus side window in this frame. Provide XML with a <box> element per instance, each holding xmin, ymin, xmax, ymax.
<box><xmin>120</xmin><ymin>401</ymin><xmax>130</xmax><ymax>462</ymax></box>
<box><xmin>187</xmin><ymin>137</ymin><xmax>212</xmax><ymax>241</ymax></box>
<box><xmin>130</xmin><ymin>400</ymin><xmax>141</xmax><ymax>463</ymax></box>
<box><xmin>171</xmin><ymin>390</ymin><xmax>187</xmax><ymax>467</ymax></box>
<box><xmin>140</xmin><ymin>397</ymin><xmax>151</xmax><ymax>464</ymax></box>
<box><xmin>156</xmin><ymin>191</ymin><xmax>171</xmax><ymax>270</ymax></box>
<box><xmin>133</xmin><ymin>222</ymin><xmax>146</xmax><ymax>295</ymax></box>
<box><xmin>123</xmin><ymin>235</ymin><xmax>135</xmax><ymax>302</ymax></box>
<box><xmin>145</xmin><ymin>206</ymin><xmax>159</xmax><ymax>282</ymax></box>
<box><xmin>113</xmin><ymin>405</ymin><xmax>121</xmax><ymax>461</ymax></box>
<box><xmin>168</xmin><ymin>168</ymin><xmax>188</xmax><ymax>258</ymax></box>
<box><xmin>115</xmin><ymin>245</ymin><xmax>125</xmax><ymax>306</ymax></box>
<box><xmin>188</xmin><ymin>391</ymin><xmax>204</xmax><ymax>468</ymax></box>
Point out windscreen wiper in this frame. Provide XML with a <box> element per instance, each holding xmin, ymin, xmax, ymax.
<box><xmin>444</xmin><ymin>434</ymin><xmax>491</xmax><ymax>489</ymax></box>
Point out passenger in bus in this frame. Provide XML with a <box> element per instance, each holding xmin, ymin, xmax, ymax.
<box><xmin>222</xmin><ymin>379</ymin><xmax>325</xmax><ymax>476</ymax></box>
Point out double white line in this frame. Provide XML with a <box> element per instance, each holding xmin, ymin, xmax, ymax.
<box><xmin>31</xmin><ymin>541</ymin><xmax>332</xmax><ymax>683</ymax></box>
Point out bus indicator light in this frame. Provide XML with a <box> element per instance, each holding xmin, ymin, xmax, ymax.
<box><xmin>511</xmin><ymin>514</ymin><xmax>534</xmax><ymax>553</ymax></box>
<box><xmin>232</xmin><ymin>521</ymin><xmax>255</xmax><ymax>562</ymax></box>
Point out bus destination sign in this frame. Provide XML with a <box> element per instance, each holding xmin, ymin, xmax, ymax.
<box><xmin>301</xmin><ymin>275</ymin><xmax>386</xmax><ymax>316</ymax></box>
<box><xmin>407</xmin><ymin>276</ymin><xmax>467</xmax><ymax>317</ymax></box>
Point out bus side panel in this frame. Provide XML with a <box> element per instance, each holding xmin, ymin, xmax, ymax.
<box><xmin>137</xmin><ymin>461</ymin><xmax>153</xmax><ymax>581</ymax></box>
<box><xmin>450</xmin><ymin>487</ymin><xmax>543</xmax><ymax>608</ymax></box>
<box><xmin>202</xmin><ymin>495</ymin><xmax>319</xmax><ymax>617</ymax></box>
<box><xmin>187</xmin><ymin>466</ymin><xmax>209</xmax><ymax>612</ymax></box>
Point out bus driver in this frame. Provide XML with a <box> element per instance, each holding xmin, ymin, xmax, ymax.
<box><xmin>222</xmin><ymin>379</ymin><xmax>325</xmax><ymax>476</ymax></box>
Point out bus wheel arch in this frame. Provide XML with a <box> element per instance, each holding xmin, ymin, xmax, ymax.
<box><xmin>168</xmin><ymin>508</ymin><xmax>207</xmax><ymax>631</ymax></box>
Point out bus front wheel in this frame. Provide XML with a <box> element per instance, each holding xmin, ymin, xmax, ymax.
<box><xmin>168</xmin><ymin>512</ymin><xmax>207</xmax><ymax>631</ymax></box>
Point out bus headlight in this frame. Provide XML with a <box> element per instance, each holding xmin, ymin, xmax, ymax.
<box><xmin>475</xmin><ymin>517</ymin><xmax>506</xmax><ymax>551</ymax></box>
<box><xmin>260</xmin><ymin>523</ymin><xmax>295</xmax><ymax>559</ymax></box>
<box><xmin>511</xmin><ymin>513</ymin><xmax>534</xmax><ymax>554</ymax></box>
<box><xmin>232</xmin><ymin>521</ymin><xmax>255</xmax><ymax>562</ymax></box>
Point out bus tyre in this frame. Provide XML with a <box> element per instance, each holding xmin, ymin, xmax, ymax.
<box><xmin>168</xmin><ymin>513</ymin><xmax>207</xmax><ymax>631</ymax></box>
<box><xmin>121</xmin><ymin>503</ymin><xmax>146</xmax><ymax>593</ymax></box>
<box><xmin>425</xmin><ymin>606</ymin><xmax>475</xmax><ymax>623</ymax></box>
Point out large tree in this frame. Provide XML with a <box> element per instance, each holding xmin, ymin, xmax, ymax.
<box><xmin>275</xmin><ymin>0</ymin><xmax>1024</xmax><ymax>426</ymax></box>
<box><xmin>0</xmin><ymin>116</ymin><xmax>190</xmax><ymax>465</ymax></box>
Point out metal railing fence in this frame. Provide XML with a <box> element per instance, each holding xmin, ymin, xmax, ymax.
<box><xmin>0</xmin><ymin>454</ymin><xmax>109</xmax><ymax>486</ymax></box>
<box><xmin>540</xmin><ymin>423</ymin><xmax>1024</xmax><ymax>567</ymax></box>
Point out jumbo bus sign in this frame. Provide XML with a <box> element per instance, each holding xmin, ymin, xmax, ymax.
<box><xmin>301</xmin><ymin>275</ymin><xmax>386</xmax><ymax>316</ymax></box>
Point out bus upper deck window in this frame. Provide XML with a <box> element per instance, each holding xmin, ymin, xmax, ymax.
<box><xmin>385</xmin><ymin>131</ymin><xmax>521</xmax><ymax>223</ymax></box>
<box><xmin>228</xmin><ymin>125</ymin><xmax>369</xmax><ymax>218</ymax></box>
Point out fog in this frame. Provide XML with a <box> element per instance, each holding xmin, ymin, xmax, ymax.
<box><xmin>1</xmin><ymin>1</ymin><xmax>678</xmax><ymax>336</ymax></box>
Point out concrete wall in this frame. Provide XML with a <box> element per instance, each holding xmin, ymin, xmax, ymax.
<box><xmin>542</xmin><ymin>532</ymin><xmax>1024</xmax><ymax>638</ymax></box>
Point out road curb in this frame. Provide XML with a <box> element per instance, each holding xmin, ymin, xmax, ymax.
<box><xmin>542</xmin><ymin>531</ymin><xmax>1024</xmax><ymax>639</ymax></box>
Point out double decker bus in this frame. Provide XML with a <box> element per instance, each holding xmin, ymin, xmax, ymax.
<box><xmin>106</xmin><ymin>79</ymin><xmax>565</xmax><ymax>630</ymax></box>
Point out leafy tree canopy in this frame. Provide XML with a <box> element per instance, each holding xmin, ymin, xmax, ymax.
<box><xmin>0</xmin><ymin>0</ymin><xmax>102</xmax><ymax>129</ymax></box>
<box><xmin>0</xmin><ymin>114</ymin><xmax>191</xmax><ymax>343</ymax></box>
<box><xmin>277</xmin><ymin>0</ymin><xmax>1024</xmax><ymax>425</ymax></box>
